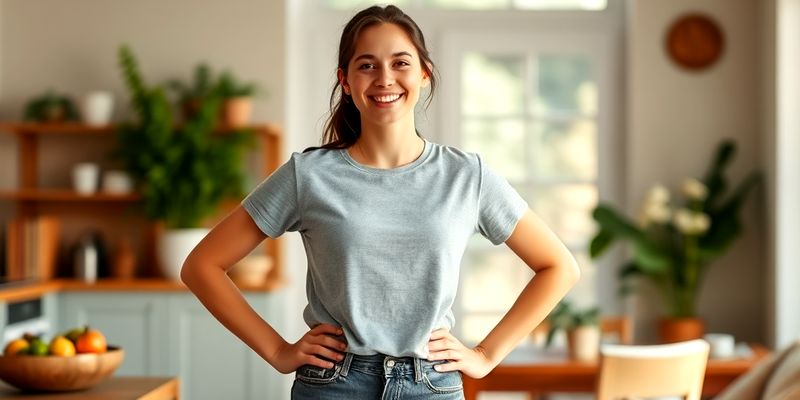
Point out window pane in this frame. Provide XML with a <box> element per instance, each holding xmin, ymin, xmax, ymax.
<box><xmin>534</xmin><ymin>54</ymin><xmax>597</xmax><ymax>116</ymax></box>
<box><xmin>565</xmin><ymin>251</ymin><xmax>597</xmax><ymax>308</ymax></box>
<box><xmin>514</xmin><ymin>0</ymin><xmax>607</xmax><ymax>10</ymax></box>
<box><xmin>462</xmin><ymin>250</ymin><xmax>531</xmax><ymax>313</ymax></box>
<box><xmin>462</xmin><ymin>53</ymin><xmax>525</xmax><ymax>116</ymax></box>
<box><xmin>422</xmin><ymin>0</ymin><xmax>509</xmax><ymax>9</ymax></box>
<box><xmin>532</xmin><ymin>119</ymin><xmax>597</xmax><ymax>180</ymax></box>
<box><xmin>462</xmin><ymin>118</ymin><xmax>526</xmax><ymax>182</ymax></box>
<box><xmin>528</xmin><ymin>184</ymin><xmax>597</xmax><ymax>247</ymax></box>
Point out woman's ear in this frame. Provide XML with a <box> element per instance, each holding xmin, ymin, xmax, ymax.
<box><xmin>421</xmin><ymin>63</ymin><xmax>432</xmax><ymax>88</ymax></box>
<box><xmin>337</xmin><ymin>68</ymin><xmax>350</xmax><ymax>95</ymax></box>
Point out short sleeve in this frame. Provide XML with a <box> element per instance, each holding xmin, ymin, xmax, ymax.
<box><xmin>477</xmin><ymin>157</ymin><xmax>528</xmax><ymax>245</ymax></box>
<box><xmin>241</xmin><ymin>154</ymin><xmax>301</xmax><ymax>239</ymax></box>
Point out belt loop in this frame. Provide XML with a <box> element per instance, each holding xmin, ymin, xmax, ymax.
<box><xmin>414</xmin><ymin>357</ymin><xmax>423</xmax><ymax>383</ymax></box>
<box><xmin>340</xmin><ymin>353</ymin><xmax>354</xmax><ymax>377</ymax></box>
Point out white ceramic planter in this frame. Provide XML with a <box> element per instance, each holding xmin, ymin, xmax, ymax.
<box><xmin>82</xmin><ymin>91</ymin><xmax>114</xmax><ymax>126</ymax></box>
<box><xmin>568</xmin><ymin>325</ymin><xmax>601</xmax><ymax>362</ymax></box>
<box><xmin>157</xmin><ymin>228</ymin><xmax>210</xmax><ymax>280</ymax></box>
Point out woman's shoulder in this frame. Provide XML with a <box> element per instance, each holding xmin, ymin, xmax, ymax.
<box><xmin>286</xmin><ymin>147</ymin><xmax>343</xmax><ymax>168</ymax></box>
<box><xmin>426</xmin><ymin>141</ymin><xmax>483</xmax><ymax>169</ymax></box>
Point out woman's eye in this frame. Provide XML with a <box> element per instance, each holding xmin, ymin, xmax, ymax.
<box><xmin>358</xmin><ymin>63</ymin><xmax>374</xmax><ymax>70</ymax></box>
<box><xmin>396</xmin><ymin>61</ymin><xmax>410</xmax><ymax>67</ymax></box>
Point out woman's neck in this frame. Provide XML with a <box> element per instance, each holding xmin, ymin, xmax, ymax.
<box><xmin>350</xmin><ymin>120</ymin><xmax>424</xmax><ymax>169</ymax></box>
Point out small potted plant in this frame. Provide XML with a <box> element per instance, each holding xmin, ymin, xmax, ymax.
<box><xmin>167</xmin><ymin>63</ymin><xmax>215</xmax><ymax>122</ymax></box>
<box><xmin>23</xmin><ymin>90</ymin><xmax>80</xmax><ymax>123</ymax></box>
<box><xmin>545</xmin><ymin>300</ymin><xmax>600</xmax><ymax>362</ymax></box>
<box><xmin>217</xmin><ymin>71</ymin><xmax>266</xmax><ymax>128</ymax></box>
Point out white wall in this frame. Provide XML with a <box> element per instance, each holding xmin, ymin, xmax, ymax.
<box><xmin>774</xmin><ymin>0</ymin><xmax>800</xmax><ymax>349</ymax></box>
<box><xmin>628</xmin><ymin>0</ymin><xmax>765</xmax><ymax>343</ymax></box>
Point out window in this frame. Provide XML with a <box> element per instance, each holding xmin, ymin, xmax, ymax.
<box><xmin>439</xmin><ymin>29</ymin><xmax>621</xmax><ymax>346</ymax></box>
<box><xmin>325</xmin><ymin>0</ymin><xmax>607</xmax><ymax>11</ymax></box>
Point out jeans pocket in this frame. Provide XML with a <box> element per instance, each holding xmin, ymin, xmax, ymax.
<box><xmin>295</xmin><ymin>363</ymin><xmax>342</xmax><ymax>386</ymax></box>
<box><xmin>423</xmin><ymin>368</ymin><xmax>463</xmax><ymax>394</ymax></box>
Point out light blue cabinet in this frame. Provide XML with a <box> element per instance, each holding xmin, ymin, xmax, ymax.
<box><xmin>57</xmin><ymin>291</ymin><xmax>285</xmax><ymax>400</ymax></box>
<box><xmin>58</xmin><ymin>293</ymin><xmax>169</xmax><ymax>376</ymax></box>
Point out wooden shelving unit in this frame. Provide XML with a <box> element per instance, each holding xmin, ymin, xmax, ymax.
<box><xmin>0</xmin><ymin>122</ymin><xmax>284</xmax><ymax>289</ymax></box>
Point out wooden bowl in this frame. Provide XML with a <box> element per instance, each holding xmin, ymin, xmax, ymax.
<box><xmin>0</xmin><ymin>346</ymin><xmax>124</xmax><ymax>392</ymax></box>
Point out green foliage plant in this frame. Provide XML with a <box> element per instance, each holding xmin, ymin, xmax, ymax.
<box><xmin>589</xmin><ymin>140</ymin><xmax>761</xmax><ymax>318</ymax></box>
<box><xmin>23</xmin><ymin>90</ymin><xmax>80</xmax><ymax>122</ymax></box>
<box><xmin>217</xmin><ymin>71</ymin><xmax>268</xmax><ymax>99</ymax></box>
<box><xmin>113</xmin><ymin>45</ymin><xmax>253</xmax><ymax>229</ymax></box>
<box><xmin>545</xmin><ymin>300</ymin><xmax>599</xmax><ymax>347</ymax></box>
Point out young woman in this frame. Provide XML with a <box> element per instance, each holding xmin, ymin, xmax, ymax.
<box><xmin>181</xmin><ymin>5</ymin><xmax>580</xmax><ymax>399</ymax></box>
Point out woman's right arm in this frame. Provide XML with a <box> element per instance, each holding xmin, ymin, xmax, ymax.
<box><xmin>180</xmin><ymin>205</ymin><xmax>347</xmax><ymax>373</ymax></box>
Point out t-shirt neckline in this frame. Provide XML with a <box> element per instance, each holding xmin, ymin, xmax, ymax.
<box><xmin>339</xmin><ymin>139</ymin><xmax>432</xmax><ymax>175</ymax></box>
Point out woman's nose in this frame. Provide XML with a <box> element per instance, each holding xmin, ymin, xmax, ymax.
<box><xmin>374</xmin><ymin>68</ymin><xmax>395</xmax><ymax>87</ymax></box>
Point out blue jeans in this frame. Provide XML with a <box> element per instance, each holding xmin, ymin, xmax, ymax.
<box><xmin>291</xmin><ymin>353</ymin><xmax>465</xmax><ymax>399</ymax></box>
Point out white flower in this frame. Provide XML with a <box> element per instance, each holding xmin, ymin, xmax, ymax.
<box><xmin>681</xmin><ymin>178</ymin><xmax>708</xmax><ymax>201</ymax></box>
<box><xmin>673</xmin><ymin>208</ymin><xmax>711</xmax><ymax>235</ymax></box>
<box><xmin>637</xmin><ymin>195</ymin><xmax>672</xmax><ymax>229</ymax></box>
<box><xmin>646</xmin><ymin>184</ymin><xmax>670</xmax><ymax>205</ymax></box>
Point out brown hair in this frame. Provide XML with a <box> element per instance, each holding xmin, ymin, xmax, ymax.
<box><xmin>306</xmin><ymin>5</ymin><xmax>437</xmax><ymax>152</ymax></box>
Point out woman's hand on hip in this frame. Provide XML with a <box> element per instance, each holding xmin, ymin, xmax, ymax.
<box><xmin>426</xmin><ymin>329</ymin><xmax>496</xmax><ymax>379</ymax></box>
<box><xmin>269</xmin><ymin>324</ymin><xmax>348</xmax><ymax>374</ymax></box>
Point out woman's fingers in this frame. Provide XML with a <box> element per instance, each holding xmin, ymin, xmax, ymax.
<box><xmin>309</xmin><ymin>324</ymin><xmax>343</xmax><ymax>336</ymax></box>
<box><xmin>433</xmin><ymin>360</ymin><xmax>460</xmax><ymax>372</ymax></box>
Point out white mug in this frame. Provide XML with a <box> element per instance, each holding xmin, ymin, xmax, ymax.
<box><xmin>82</xmin><ymin>91</ymin><xmax>114</xmax><ymax>126</ymax></box>
<box><xmin>704</xmin><ymin>333</ymin><xmax>735</xmax><ymax>359</ymax></box>
<box><xmin>72</xmin><ymin>163</ymin><xmax>100</xmax><ymax>195</ymax></box>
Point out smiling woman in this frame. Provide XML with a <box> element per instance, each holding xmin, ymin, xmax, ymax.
<box><xmin>180</xmin><ymin>4</ymin><xmax>580</xmax><ymax>400</ymax></box>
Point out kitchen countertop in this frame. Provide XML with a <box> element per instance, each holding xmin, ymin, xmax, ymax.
<box><xmin>0</xmin><ymin>376</ymin><xmax>180</xmax><ymax>399</ymax></box>
<box><xmin>0</xmin><ymin>278</ymin><xmax>286</xmax><ymax>303</ymax></box>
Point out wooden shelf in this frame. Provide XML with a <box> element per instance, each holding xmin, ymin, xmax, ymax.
<box><xmin>0</xmin><ymin>189</ymin><xmax>140</xmax><ymax>202</ymax></box>
<box><xmin>0</xmin><ymin>122</ymin><xmax>282</xmax><ymax>138</ymax></box>
<box><xmin>0</xmin><ymin>278</ymin><xmax>288</xmax><ymax>303</ymax></box>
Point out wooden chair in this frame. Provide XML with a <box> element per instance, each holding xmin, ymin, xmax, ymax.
<box><xmin>596</xmin><ymin>339</ymin><xmax>710</xmax><ymax>400</ymax></box>
<box><xmin>599</xmin><ymin>316</ymin><xmax>633</xmax><ymax>344</ymax></box>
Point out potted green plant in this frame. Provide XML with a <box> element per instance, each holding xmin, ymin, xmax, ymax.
<box><xmin>589</xmin><ymin>140</ymin><xmax>760</xmax><ymax>343</ymax></box>
<box><xmin>113</xmin><ymin>45</ymin><xmax>253</xmax><ymax>280</ymax></box>
<box><xmin>545</xmin><ymin>300</ymin><xmax>600</xmax><ymax>361</ymax></box>
<box><xmin>217</xmin><ymin>70</ymin><xmax>267</xmax><ymax>128</ymax></box>
<box><xmin>167</xmin><ymin>63</ymin><xmax>215</xmax><ymax>122</ymax></box>
<box><xmin>23</xmin><ymin>90</ymin><xmax>80</xmax><ymax>123</ymax></box>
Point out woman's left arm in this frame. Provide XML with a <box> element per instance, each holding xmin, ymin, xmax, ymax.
<box><xmin>427</xmin><ymin>208</ymin><xmax>581</xmax><ymax>378</ymax></box>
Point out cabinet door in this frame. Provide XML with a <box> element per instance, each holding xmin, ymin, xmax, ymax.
<box><xmin>59</xmin><ymin>292</ymin><xmax>168</xmax><ymax>376</ymax></box>
<box><xmin>167</xmin><ymin>293</ymin><xmax>285</xmax><ymax>400</ymax></box>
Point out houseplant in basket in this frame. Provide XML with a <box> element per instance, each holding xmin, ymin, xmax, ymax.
<box><xmin>589</xmin><ymin>140</ymin><xmax>760</xmax><ymax>343</ymax></box>
<box><xmin>545</xmin><ymin>300</ymin><xmax>600</xmax><ymax>362</ymax></box>
<box><xmin>112</xmin><ymin>45</ymin><xmax>253</xmax><ymax>280</ymax></box>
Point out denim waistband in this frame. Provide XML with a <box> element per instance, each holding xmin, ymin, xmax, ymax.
<box><xmin>340</xmin><ymin>353</ymin><xmax>446</xmax><ymax>383</ymax></box>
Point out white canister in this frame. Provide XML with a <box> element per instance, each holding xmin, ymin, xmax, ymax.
<box><xmin>704</xmin><ymin>333</ymin><xmax>736</xmax><ymax>359</ymax></box>
<box><xmin>82</xmin><ymin>91</ymin><xmax>114</xmax><ymax>126</ymax></box>
<box><xmin>72</xmin><ymin>163</ymin><xmax>100</xmax><ymax>195</ymax></box>
<box><xmin>102</xmin><ymin>170</ymin><xmax>134</xmax><ymax>194</ymax></box>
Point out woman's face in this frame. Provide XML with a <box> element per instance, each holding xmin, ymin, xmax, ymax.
<box><xmin>339</xmin><ymin>23</ymin><xmax>429</xmax><ymax>129</ymax></box>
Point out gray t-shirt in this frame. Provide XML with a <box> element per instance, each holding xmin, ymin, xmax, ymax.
<box><xmin>242</xmin><ymin>140</ymin><xmax>527</xmax><ymax>358</ymax></box>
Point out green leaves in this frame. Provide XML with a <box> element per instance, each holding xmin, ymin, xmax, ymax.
<box><xmin>589</xmin><ymin>140</ymin><xmax>760</xmax><ymax>318</ymax></box>
<box><xmin>113</xmin><ymin>45</ymin><xmax>253</xmax><ymax>229</ymax></box>
<box><xmin>545</xmin><ymin>300</ymin><xmax>599</xmax><ymax>347</ymax></box>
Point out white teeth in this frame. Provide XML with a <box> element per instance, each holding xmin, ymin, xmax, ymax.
<box><xmin>372</xmin><ymin>94</ymin><xmax>401</xmax><ymax>103</ymax></box>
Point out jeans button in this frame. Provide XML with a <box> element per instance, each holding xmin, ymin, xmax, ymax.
<box><xmin>386</xmin><ymin>360</ymin><xmax>396</xmax><ymax>368</ymax></box>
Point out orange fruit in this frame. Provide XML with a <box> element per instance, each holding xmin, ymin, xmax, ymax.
<box><xmin>49</xmin><ymin>335</ymin><xmax>76</xmax><ymax>357</ymax></box>
<box><xmin>4</xmin><ymin>339</ymin><xmax>29</xmax><ymax>356</ymax></box>
<box><xmin>75</xmin><ymin>328</ymin><xmax>107</xmax><ymax>354</ymax></box>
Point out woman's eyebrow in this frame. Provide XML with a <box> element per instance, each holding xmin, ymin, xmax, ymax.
<box><xmin>354</xmin><ymin>51</ymin><xmax>414</xmax><ymax>62</ymax></box>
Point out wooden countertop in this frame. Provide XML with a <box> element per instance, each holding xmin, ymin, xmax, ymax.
<box><xmin>0</xmin><ymin>277</ymin><xmax>287</xmax><ymax>303</ymax></box>
<box><xmin>0</xmin><ymin>376</ymin><xmax>179</xmax><ymax>399</ymax></box>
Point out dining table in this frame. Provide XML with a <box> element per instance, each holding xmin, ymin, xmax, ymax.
<box><xmin>463</xmin><ymin>343</ymin><xmax>770</xmax><ymax>400</ymax></box>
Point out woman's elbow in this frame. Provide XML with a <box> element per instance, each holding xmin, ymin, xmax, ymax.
<box><xmin>563</xmin><ymin>255</ymin><xmax>581</xmax><ymax>287</ymax></box>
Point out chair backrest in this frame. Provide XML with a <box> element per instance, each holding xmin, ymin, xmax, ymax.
<box><xmin>599</xmin><ymin>316</ymin><xmax>633</xmax><ymax>345</ymax></box>
<box><xmin>596</xmin><ymin>339</ymin><xmax>710</xmax><ymax>400</ymax></box>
